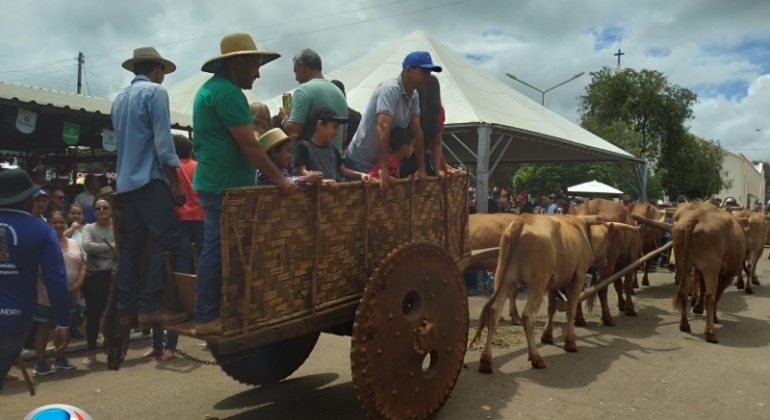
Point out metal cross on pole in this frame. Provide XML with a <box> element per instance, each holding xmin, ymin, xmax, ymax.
<box><xmin>505</xmin><ymin>72</ymin><xmax>585</xmax><ymax>106</ymax></box>
<box><xmin>614</xmin><ymin>48</ymin><xmax>625</xmax><ymax>69</ymax></box>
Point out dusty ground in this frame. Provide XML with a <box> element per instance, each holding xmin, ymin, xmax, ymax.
<box><xmin>3</xmin><ymin>259</ymin><xmax>770</xmax><ymax>420</ymax></box>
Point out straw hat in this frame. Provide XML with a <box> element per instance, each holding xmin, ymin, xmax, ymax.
<box><xmin>98</xmin><ymin>186</ymin><xmax>114</xmax><ymax>196</ymax></box>
<box><xmin>122</xmin><ymin>47</ymin><xmax>176</xmax><ymax>74</ymax></box>
<box><xmin>258</xmin><ymin>128</ymin><xmax>290</xmax><ymax>153</ymax></box>
<box><xmin>201</xmin><ymin>33</ymin><xmax>280</xmax><ymax>73</ymax></box>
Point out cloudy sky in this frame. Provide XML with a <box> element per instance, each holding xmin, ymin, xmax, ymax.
<box><xmin>1</xmin><ymin>0</ymin><xmax>768</xmax><ymax>159</ymax></box>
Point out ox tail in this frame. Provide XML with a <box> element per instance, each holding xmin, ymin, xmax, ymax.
<box><xmin>673</xmin><ymin>217</ymin><xmax>697</xmax><ymax>314</ymax></box>
<box><xmin>585</xmin><ymin>269</ymin><xmax>598</xmax><ymax>313</ymax></box>
<box><xmin>470</xmin><ymin>220</ymin><xmax>524</xmax><ymax>349</ymax></box>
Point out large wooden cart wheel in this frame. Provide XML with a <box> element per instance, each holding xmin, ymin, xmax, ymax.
<box><xmin>211</xmin><ymin>332</ymin><xmax>320</xmax><ymax>386</ymax></box>
<box><xmin>351</xmin><ymin>242</ymin><xmax>469</xmax><ymax>420</ymax></box>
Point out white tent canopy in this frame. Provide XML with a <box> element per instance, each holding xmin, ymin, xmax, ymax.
<box><xmin>568</xmin><ymin>180</ymin><xmax>624</xmax><ymax>195</ymax></box>
<box><xmin>265</xmin><ymin>30</ymin><xmax>643</xmax><ymax>211</ymax></box>
<box><xmin>167</xmin><ymin>72</ymin><xmax>264</xmax><ymax>115</ymax></box>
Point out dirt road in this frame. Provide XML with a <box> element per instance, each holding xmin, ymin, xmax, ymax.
<box><xmin>4</xmin><ymin>261</ymin><xmax>770</xmax><ymax>419</ymax></box>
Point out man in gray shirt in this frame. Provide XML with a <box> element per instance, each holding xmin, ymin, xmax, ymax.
<box><xmin>345</xmin><ymin>51</ymin><xmax>442</xmax><ymax>193</ymax></box>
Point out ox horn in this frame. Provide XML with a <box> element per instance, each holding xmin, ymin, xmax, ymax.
<box><xmin>577</xmin><ymin>215</ymin><xmax>605</xmax><ymax>225</ymax></box>
<box><xmin>630</xmin><ymin>214</ymin><xmax>673</xmax><ymax>232</ymax></box>
<box><xmin>605</xmin><ymin>222</ymin><xmax>642</xmax><ymax>232</ymax></box>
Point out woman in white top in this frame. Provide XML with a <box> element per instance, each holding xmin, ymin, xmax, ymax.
<box><xmin>64</xmin><ymin>203</ymin><xmax>87</xmax><ymax>252</ymax></box>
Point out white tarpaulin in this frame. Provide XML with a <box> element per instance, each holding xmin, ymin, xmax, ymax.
<box><xmin>718</xmin><ymin>149</ymin><xmax>765</xmax><ymax>205</ymax></box>
<box><xmin>568</xmin><ymin>180</ymin><xmax>624</xmax><ymax>195</ymax></box>
<box><xmin>167</xmin><ymin>72</ymin><xmax>264</xmax><ymax>115</ymax></box>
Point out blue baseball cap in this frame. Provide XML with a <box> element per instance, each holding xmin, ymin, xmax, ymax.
<box><xmin>402</xmin><ymin>51</ymin><xmax>442</xmax><ymax>72</ymax></box>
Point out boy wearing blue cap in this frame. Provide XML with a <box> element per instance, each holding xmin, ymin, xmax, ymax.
<box><xmin>344</xmin><ymin>51</ymin><xmax>442</xmax><ymax>194</ymax></box>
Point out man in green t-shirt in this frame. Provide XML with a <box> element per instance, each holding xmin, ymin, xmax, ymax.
<box><xmin>277</xmin><ymin>48</ymin><xmax>348</xmax><ymax>173</ymax></box>
<box><xmin>192</xmin><ymin>33</ymin><xmax>297</xmax><ymax>336</ymax></box>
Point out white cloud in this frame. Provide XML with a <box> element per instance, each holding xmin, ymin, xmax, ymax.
<box><xmin>0</xmin><ymin>0</ymin><xmax>768</xmax><ymax>157</ymax></box>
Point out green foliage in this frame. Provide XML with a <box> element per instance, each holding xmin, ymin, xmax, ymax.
<box><xmin>645</xmin><ymin>171</ymin><xmax>665</xmax><ymax>201</ymax></box>
<box><xmin>578</xmin><ymin>67</ymin><xmax>698</xmax><ymax>161</ymax></box>
<box><xmin>512</xmin><ymin>163</ymin><xmax>616</xmax><ymax>197</ymax></box>
<box><xmin>659</xmin><ymin>135</ymin><xmax>731</xmax><ymax>199</ymax></box>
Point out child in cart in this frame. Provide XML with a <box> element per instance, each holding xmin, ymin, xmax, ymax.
<box><xmin>296</xmin><ymin>106</ymin><xmax>371</xmax><ymax>188</ymax></box>
<box><xmin>368</xmin><ymin>127</ymin><xmax>414</xmax><ymax>180</ymax></box>
<box><xmin>255</xmin><ymin>128</ymin><xmax>326</xmax><ymax>186</ymax></box>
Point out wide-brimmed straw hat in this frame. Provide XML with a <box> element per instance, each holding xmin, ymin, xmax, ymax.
<box><xmin>122</xmin><ymin>47</ymin><xmax>176</xmax><ymax>74</ymax></box>
<box><xmin>201</xmin><ymin>33</ymin><xmax>280</xmax><ymax>73</ymax></box>
<box><xmin>258</xmin><ymin>128</ymin><xmax>290</xmax><ymax>153</ymax></box>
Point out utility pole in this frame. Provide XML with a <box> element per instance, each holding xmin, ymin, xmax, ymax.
<box><xmin>76</xmin><ymin>52</ymin><xmax>84</xmax><ymax>94</ymax></box>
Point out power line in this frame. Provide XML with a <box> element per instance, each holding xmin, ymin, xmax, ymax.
<box><xmin>85</xmin><ymin>69</ymin><xmax>123</xmax><ymax>89</ymax></box>
<box><xmin>85</xmin><ymin>0</ymin><xmax>413</xmax><ymax>61</ymax></box>
<box><xmin>87</xmin><ymin>0</ymin><xmax>473</xmax><ymax>69</ymax></box>
<box><xmin>2</xmin><ymin>65</ymin><xmax>78</xmax><ymax>84</ymax></box>
<box><xmin>0</xmin><ymin>57</ymin><xmax>76</xmax><ymax>73</ymax></box>
<box><xmin>83</xmin><ymin>62</ymin><xmax>92</xmax><ymax>95</ymax></box>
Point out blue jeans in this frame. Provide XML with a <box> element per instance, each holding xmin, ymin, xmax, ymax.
<box><xmin>151</xmin><ymin>329</ymin><xmax>179</xmax><ymax>350</ymax></box>
<box><xmin>195</xmin><ymin>191</ymin><xmax>223</xmax><ymax>324</ymax></box>
<box><xmin>117</xmin><ymin>180</ymin><xmax>180</xmax><ymax>315</ymax></box>
<box><xmin>176</xmin><ymin>220</ymin><xmax>204</xmax><ymax>275</ymax></box>
<box><xmin>344</xmin><ymin>157</ymin><xmax>372</xmax><ymax>174</ymax></box>
<box><xmin>0</xmin><ymin>326</ymin><xmax>30</xmax><ymax>392</ymax></box>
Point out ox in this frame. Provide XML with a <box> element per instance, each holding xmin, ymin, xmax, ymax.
<box><xmin>468</xmin><ymin>213</ymin><xmax>521</xmax><ymax>324</ymax></box>
<box><xmin>576</xmin><ymin>199</ymin><xmax>643</xmax><ymax>325</ymax></box>
<box><xmin>470</xmin><ymin>215</ymin><xmax>642</xmax><ymax>372</ymax></box>
<box><xmin>735</xmin><ymin>209</ymin><xmax>767</xmax><ymax>294</ymax></box>
<box><xmin>628</xmin><ymin>203</ymin><xmax>665</xmax><ymax>286</ymax></box>
<box><xmin>672</xmin><ymin>208</ymin><xmax>747</xmax><ymax>343</ymax></box>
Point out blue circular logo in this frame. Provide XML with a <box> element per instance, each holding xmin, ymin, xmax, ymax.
<box><xmin>24</xmin><ymin>404</ymin><xmax>93</xmax><ymax>420</ymax></box>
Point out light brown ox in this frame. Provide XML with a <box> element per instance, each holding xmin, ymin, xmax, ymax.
<box><xmin>470</xmin><ymin>215</ymin><xmax>640</xmax><ymax>372</ymax></box>
<box><xmin>468</xmin><ymin>213</ymin><xmax>521</xmax><ymax>324</ymax></box>
<box><xmin>735</xmin><ymin>210</ymin><xmax>768</xmax><ymax>294</ymax></box>
<box><xmin>635</xmin><ymin>204</ymin><xmax>747</xmax><ymax>343</ymax></box>
<box><xmin>628</xmin><ymin>203</ymin><xmax>665</xmax><ymax>286</ymax></box>
<box><xmin>576</xmin><ymin>199</ymin><xmax>643</xmax><ymax>325</ymax></box>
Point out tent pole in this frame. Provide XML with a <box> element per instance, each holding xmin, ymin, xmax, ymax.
<box><xmin>639</xmin><ymin>161</ymin><xmax>648</xmax><ymax>201</ymax></box>
<box><xmin>610</xmin><ymin>165</ymin><xmax>639</xmax><ymax>195</ymax></box>
<box><xmin>489</xmin><ymin>135</ymin><xmax>514</xmax><ymax>176</ymax></box>
<box><xmin>475</xmin><ymin>125</ymin><xmax>491</xmax><ymax>213</ymax></box>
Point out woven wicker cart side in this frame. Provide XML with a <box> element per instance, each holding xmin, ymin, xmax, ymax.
<box><xmin>219</xmin><ymin>174</ymin><xmax>470</xmax><ymax>338</ymax></box>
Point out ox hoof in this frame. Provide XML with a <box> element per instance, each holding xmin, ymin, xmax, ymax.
<box><xmin>540</xmin><ymin>332</ymin><xmax>554</xmax><ymax>345</ymax></box>
<box><xmin>641</xmin><ymin>278</ymin><xmax>650</xmax><ymax>287</ymax></box>
<box><xmin>736</xmin><ymin>280</ymin><xmax>745</xmax><ymax>290</ymax></box>
<box><xmin>479</xmin><ymin>357</ymin><xmax>493</xmax><ymax>374</ymax></box>
<box><xmin>510</xmin><ymin>316</ymin><xmax>523</xmax><ymax>326</ymax></box>
<box><xmin>574</xmin><ymin>318</ymin><xmax>588</xmax><ymax>327</ymax></box>
<box><xmin>705</xmin><ymin>332</ymin><xmax>719</xmax><ymax>344</ymax></box>
<box><xmin>563</xmin><ymin>340</ymin><xmax>577</xmax><ymax>353</ymax></box>
<box><xmin>745</xmin><ymin>288</ymin><xmax>754</xmax><ymax>295</ymax></box>
<box><xmin>601</xmin><ymin>317</ymin><xmax>616</xmax><ymax>327</ymax></box>
<box><xmin>752</xmin><ymin>278</ymin><xmax>761</xmax><ymax>286</ymax></box>
<box><xmin>624</xmin><ymin>308</ymin><xmax>637</xmax><ymax>317</ymax></box>
<box><xmin>680</xmin><ymin>323</ymin><xmax>691</xmax><ymax>333</ymax></box>
<box><xmin>692</xmin><ymin>305</ymin><xmax>704</xmax><ymax>315</ymax></box>
<box><xmin>714</xmin><ymin>315</ymin><xmax>720</xmax><ymax>324</ymax></box>
<box><xmin>530</xmin><ymin>357</ymin><xmax>547</xmax><ymax>369</ymax></box>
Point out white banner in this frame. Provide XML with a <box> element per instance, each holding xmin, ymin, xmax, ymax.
<box><xmin>15</xmin><ymin>108</ymin><xmax>37</xmax><ymax>134</ymax></box>
<box><xmin>102</xmin><ymin>129</ymin><xmax>117</xmax><ymax>152</ymax></box>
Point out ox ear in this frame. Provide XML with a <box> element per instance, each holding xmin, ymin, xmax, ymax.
<box><xmin>578</xmin><ymin>215</ymin><xmax>604</xmax><ymax>225</ymax></box>
<box><xmin>607</xmin><ymin>222</ymin><xmax>642</xmax><ymax>233</ymax></box>
<box><xmin>603</xmin><ymin>222</ymin><xmax>615</xmax><ymax>234</ymax></box>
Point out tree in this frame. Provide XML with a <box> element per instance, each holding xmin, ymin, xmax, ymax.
<box><xmin>578</xmin><ymin>67</ymin><xmax>698</xmax><ymax>162</ymax></box>
<box><xmin>659</xmin><ymin>135</ymin><xmax>731</xmax><ymax>199</ymax></box>
<box><xmin>512</xmin><ymin>163</ymin><xmax>616</xmax><ymax>197</ymax></box>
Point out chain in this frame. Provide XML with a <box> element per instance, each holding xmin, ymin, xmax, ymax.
<box><xmin>159</xmin><ymin>335</ymin><xmax>263</xmax><ymax>366</ymax></box>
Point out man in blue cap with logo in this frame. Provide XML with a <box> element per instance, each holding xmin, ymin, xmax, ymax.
<box><xmin>345</xmin><ymin>51</ymin><xmax>442</xmax><ymax>194</ymax></box>
<box><xmin>0</xmin><ymin>169</ymin><xmax>70</xmax><ymax>392</ymax></box>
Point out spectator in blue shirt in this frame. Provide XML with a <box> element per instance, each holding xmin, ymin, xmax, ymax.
<box><xmin>0</xmin><ymin>169</ymin><xmax>70</xmax><ymax>392</ymax></box>
<box><xmin>111</xmin><ymin>47</ymin><xmax>188</xmax><ymax>330</ymax></box>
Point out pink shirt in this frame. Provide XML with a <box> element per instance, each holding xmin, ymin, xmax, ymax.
<box><xmin>38</xmin><ymin>238</ymin><xmax>84</xmax><ymax>306</ymax></box>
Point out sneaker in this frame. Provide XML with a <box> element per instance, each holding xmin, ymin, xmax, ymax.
<box><xmin>53</xmin><ymin>357</ymin><xmax>76</xmax><ymax>370</ymax></box>
<box><xmin>142</xmin><ymin>348</ymin><xmax>162</xmax><ymax>359</ymax></box>
<box><xmin>82</xmin><ymin>355</ymin><xmax>96</xmax><ymax>366</ymax></box>
<box><xmin>34</xmin><ymin>361</ymin><xmax>53</xmax><ymax>376</ymax></box>
<box><xmin>160</xmin><ymin>348</ymin><xmax>175</xmax><ymax>361</ymax></box>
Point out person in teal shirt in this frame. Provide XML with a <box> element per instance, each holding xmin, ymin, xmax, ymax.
<box><xmin>192</xmin><ymin>33</ymin><xmax>296</xmax><ymax>336</ymax></box>
<box><xmin>277</xmin><ymin>48</ymin><xmax>349</xmax><ymax>173</ymax></box>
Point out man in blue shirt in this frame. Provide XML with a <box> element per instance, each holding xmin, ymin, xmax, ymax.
<box><xmin>112</xmin><ymin>47</ymin><xmax>188</xmax><ymax>329</ymax></box>
<box><xmin>0</xmin><ymin>169</ymin><xmax>70</xmax><ymax>392</ymax></box>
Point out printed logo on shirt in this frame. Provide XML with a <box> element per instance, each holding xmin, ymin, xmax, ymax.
<box><xmin>0</xmin><ymin>226</ymin><xmax>10</xmax><ymax>260</ymax></box>
<box><xmin>0</xmin><ymin>308</ymin><xmax>22</xmax><ymax>316</ymax></box>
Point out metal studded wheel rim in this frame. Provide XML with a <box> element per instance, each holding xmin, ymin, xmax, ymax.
<box><xmin>351</xmin><ymin>241</ymin><xmax>469</xmax><ymax>420</ymax></box>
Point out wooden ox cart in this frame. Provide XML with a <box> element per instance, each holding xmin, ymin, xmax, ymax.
<box><xmin>106</xmin><ymin>174</ymin><xmax>481</xmax><ymax>420</ymax></box>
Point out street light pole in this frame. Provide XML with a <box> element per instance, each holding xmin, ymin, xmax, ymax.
<box><xmin>505</xmin><ymin>72</ymin><xmax>585</xmax><ymax>106</ymax></box>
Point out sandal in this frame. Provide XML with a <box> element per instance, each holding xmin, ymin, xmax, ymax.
<box><xmin>142</xmin><ymin>348</ymin><xmax>162</xmax><ymax>359</ymax></box>
<box><xmin>82</xmin><ymin>355</ymin><xmax>96</xmax><ymax>366</ymax></box>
